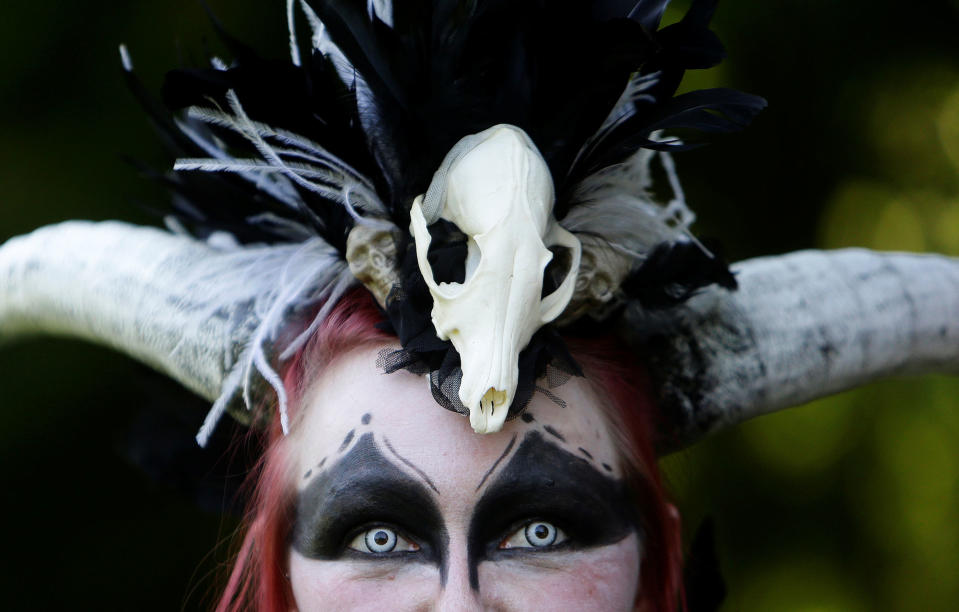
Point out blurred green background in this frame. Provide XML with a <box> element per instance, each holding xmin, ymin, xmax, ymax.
<box><xmin>1</xmin><ymin>1</ymin><xmax>958</xmax><ymax>609</ymax></box>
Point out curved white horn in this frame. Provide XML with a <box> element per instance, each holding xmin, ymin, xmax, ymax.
<box><xmin>644</xmin><ymin>249</ymin><xmax>959</xmax><ymax>453</ymax></box>
<box><xmin>0</xmin><ymin>221</ymin><xmax>352</xmax><ymax>443</ymax></box>
<box><xmin>0</xmin><ymin>221</ymin><xmax>250</xmax><ymax>401</ymax></box>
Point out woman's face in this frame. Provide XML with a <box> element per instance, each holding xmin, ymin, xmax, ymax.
<box><xmin>288</xmin><ymin>345</ymin><xmax>642</xmax><ymax>611</ymax></box>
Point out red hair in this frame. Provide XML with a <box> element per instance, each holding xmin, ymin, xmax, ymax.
<box><xmin>216</xmin><ymin>289</ymin><xmax>684</xmax><ymax>611</ymax></box>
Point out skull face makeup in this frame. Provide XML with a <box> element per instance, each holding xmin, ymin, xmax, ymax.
<box><xmin>410</xmin><ymin>125</ymin><xmax>582</xmax><ymax>434</ymax></box>
<box><xmin>287</xmin><ymin>343</ymin><xmax>641</xmax><ymax>611</ymax></box>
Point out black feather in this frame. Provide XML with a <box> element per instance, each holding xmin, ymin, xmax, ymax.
<box><xmin>126</xmin><ymin>0</ymin><xmax>761</xmax><ymax>422</ymax></box>
<box><xmin>131</xmin><ymin>0</ymin><xmax>763</xmax><ymax>246</ymax></box>
<box><xmin>621</xmin><ymin>240</ymin><xmax>737</xmax><ymax>310</ymax></box>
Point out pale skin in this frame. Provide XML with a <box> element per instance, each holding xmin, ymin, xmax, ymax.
<box><xmin>287</xmin><ymin>344</ymin><xmax>642</xmax><ymax>611</ymax></box>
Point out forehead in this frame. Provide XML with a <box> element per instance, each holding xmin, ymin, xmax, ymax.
<box><xmin>290</xmin><ymin>344</ymin><xmax>621</xmax><ymax>490</ymax></box>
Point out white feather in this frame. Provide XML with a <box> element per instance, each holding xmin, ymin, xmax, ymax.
<box><xmin>0</xmin><ymin>222</ymin><xmax>362</xmax><ymax>445</ymax></box>
<box><xmin>287</xmin><ymin>0</ymin><xmax>302</xmax><ymax>66</ymax></box>
<box><xmin>563</xmin><ymin>135</ymin><xmax>696</xmax><ymax>259</ymax></box>
<box><xmin>118</xmin><ymin>44</ymin><xmax>133</xmax><ymax>72</ymax></box>
<box><xmin>245</xmin><ymin>213</ymin><xmax>315</xmax><ymax>241</ymax></box>
<box><xmin>174</xmin><ymin>93</ymin><xmax>388</xmax><ymax>222</ymax></box>
<box><xmin>175</xmin><ymin>118</ymin><xmax>304</xmax><ymax>209</ymax></box>
<box><xmin>367</xmin><ymin>0</ymin><xmax>394</xmax><ymax>27</ymax></box>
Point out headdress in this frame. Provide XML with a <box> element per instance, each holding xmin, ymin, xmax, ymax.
<box><xmin>1</xmin><ymin>0</ymin><xmax>957</xmax><ymax>455</ymax></box>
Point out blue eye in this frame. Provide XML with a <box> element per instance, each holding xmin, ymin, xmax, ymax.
<box><xmin>525</xmin><ymin>521</ymin><xmax>558</xmax><ymax>547</ymax></box>
<box><xmin>499</xmin><ymin>520</ymin><xmax>567</xmax><ymax>549</ymax></box>
<box><xmin>348</xmin><ymin>526</ymin><xmax>420</xmax><ymax>554</ymax></box>
<box><xmin>366</xmin><ymin>528</ymin><xmax>396</xmax><ymax>552</ymax></box>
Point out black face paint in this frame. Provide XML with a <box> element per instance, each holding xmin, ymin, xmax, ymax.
<box><xmin>361</xmin><ymin>413</ymin><xmax>372</xmax><ymax>425</ymax></box>
<box><xmin>293</xmin><ymin>433</ymin><xmax>448</xmax><ymax>575</ymax></box>
<box><xmin>578</xmin><ymin>447</ymin><xmax>593</xmax><ymax>460</ymax></box>
<box><xmin>339</xmin><ymin>429</ymin><xmax>355</xmax><ymax>452</ymax></box>
<box><xmin>294</xmin><ymin>432</ymin><xmax>637</xmax><ymax>593</ymax></box>
<box><xmin>467</xmin><ymin>431</ymin><xmax>639</xmax><ymax>590</ymax></box>
<box><xmin>520</xmin><ymin>413</ymin><xmax>535</xmax><ymax>423</ymax></box>
<box><xmin>543</xmin><ymin>424</ymin><xmax>566</xmax><ymax>442</ymax></box>
<box><xmin>475</xmin><ymin>434</ymin><xmax>517</xmax><ymax>492</ymax></box>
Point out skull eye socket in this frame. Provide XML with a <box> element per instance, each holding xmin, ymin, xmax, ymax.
<box><xmin>542</xmin><ymin>245</ymin><xmax>574</xmax><ymax>298</ymax></box>
<box><xmin>425</xmin><ymin>219</ymin><xmax>468</xmax><ymax>284</ymax></box>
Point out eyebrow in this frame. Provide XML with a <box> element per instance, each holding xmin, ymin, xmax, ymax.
<box><xmin>466</xmin><ymin>430</ymin><xmax>639</xmax><ymax>589</ymax></box>
<box><xmin>292</xmin><ymin>432</ymin><xmax>446</xmax><ymax>566</ymax></box>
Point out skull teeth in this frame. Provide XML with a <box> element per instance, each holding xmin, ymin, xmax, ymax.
<box><xmin>481</xmin><ymin>387</ymin><xmax>507</xmax><ymax>413</ymax></box>
<box><xmin>471</xmin><ymin>387</ymin><xmax>509</xmax><ymax>434</ymax></box>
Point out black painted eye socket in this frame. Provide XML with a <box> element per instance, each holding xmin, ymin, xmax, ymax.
<box><xmin>499</xmin><ymin>520</ymin><xmax>567</xmax><ymax>550</ymax></box>
<box><xmin>348</xmin><ymin>525</ymin><xmax>420</xmax><ymax>554</ymax></box>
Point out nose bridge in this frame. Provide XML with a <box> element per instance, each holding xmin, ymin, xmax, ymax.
<box><xmin>434</xmin><ymin>541</ymin><xmax>486</xmax><ymax>612</ymax></box>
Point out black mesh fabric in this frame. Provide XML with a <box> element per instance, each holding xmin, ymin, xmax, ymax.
<box><xmin>376</xmin><ymin>322</ymin><xmax>583</xmax><ymax>421</ymax></box>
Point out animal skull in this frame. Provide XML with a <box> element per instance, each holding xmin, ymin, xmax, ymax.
<box><xmin>346</xmin><ymin>223</ymin><xmax>400</xmax><ymax>309</ymax></box>
<box><xmin>409</xmin><ymin>125</ymin><xmax>581</xmax><ymax>433</ymax></box>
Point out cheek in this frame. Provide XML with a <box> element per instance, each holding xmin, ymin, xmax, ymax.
<box><xmin>477</xmin><ymin>534</ymin><xmax>641</xmax><ymax>612</ymax></box>
<box><xmin>288</xmin><ymin>550</ymin><xmax>438</xmax><ymax>612</ymax></box>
